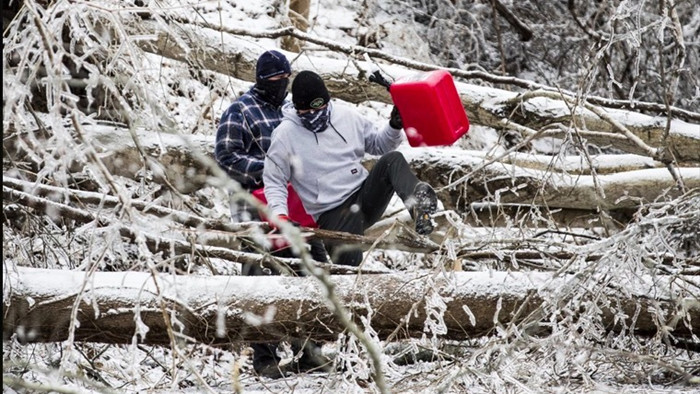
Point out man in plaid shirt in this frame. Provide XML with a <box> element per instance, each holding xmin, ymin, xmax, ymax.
<box><xmin>215</xmin><ymin>50</ymin><xmax>292</xmax><ymax>221</ymax></box>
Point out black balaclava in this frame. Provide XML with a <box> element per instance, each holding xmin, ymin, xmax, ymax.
<box><xmin>253</xmin><ymin>50</ymin><xmax>291</xmax><ymax>107</ymax></box>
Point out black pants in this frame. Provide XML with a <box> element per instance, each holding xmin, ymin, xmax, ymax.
<box><xmin>316</xmin><ymin>151</ymin><xmax>420</xmax><ymax>266</ymax></box>
<box><xmin>237</xmin><ymin>197</ymin><xmax>328</xmax><ymax>369</ymax></box>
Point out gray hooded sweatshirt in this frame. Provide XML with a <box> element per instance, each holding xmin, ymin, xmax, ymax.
<box><xmin>263</xmin><ymin>101</ymin><xmax>404</xmax><ymax>220</ymax></box>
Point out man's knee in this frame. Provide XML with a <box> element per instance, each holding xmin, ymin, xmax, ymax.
<box><xmin>378</xmin><ymin>150</ymin><xmax>405</xmax><ymax>165</ymax></box>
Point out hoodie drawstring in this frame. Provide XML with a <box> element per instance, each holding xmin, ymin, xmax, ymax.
<box><xmin>329</xmin><ymin>121</ymin><xmax>348</xmax><ymax>144</ymax></box>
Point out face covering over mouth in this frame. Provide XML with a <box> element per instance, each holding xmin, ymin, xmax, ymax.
<box><xmin>298</xmin><ymin>106</ymin><xmax>331</xmax><ymax>134</ymax></box>
<box><xmin>255</xmin><ymin>78</ymin><xmax>289</xmax><ymax>107</ymax></box>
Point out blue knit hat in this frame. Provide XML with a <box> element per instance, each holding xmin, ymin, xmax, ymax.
<box><xmin>256</xmin><ymin>50</ymin><xmax>291</xmax><ymax>81</ymax></box>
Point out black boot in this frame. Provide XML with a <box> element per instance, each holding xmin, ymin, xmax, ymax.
<box><xmin>292</xmin><ymin>341</ymin><xmax>332</xmax><ymax>374</ymax></box>
<box><xmin>252</xmin><ymin>343</ymin><xmax>291</xmax><ymax>379</ymax></box>
<box><xmin>309</xmin><ymin>239</ymin><xmax>329</xmax><ymax>263</ymax></box>
<box><xmin>411</xmin><ymin>182</ymin><xmax>438</xmax><ymax>235</ymax></box>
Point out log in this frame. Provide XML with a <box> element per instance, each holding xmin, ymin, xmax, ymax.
<box><xmin>465</xmin><ymin>151</ymin><xmax>663</xmax><ymax>175</ymax></box>
<box><xmin>129</xmin><ymin>20</ymin><xmax>700</xmax><ymax>162</ymax></box>
<box><xmin>6</xmin><ymin>124</ymin><xmax>697</xmax><ymax>214</ymax></box>
<box><xmin>3</xmin><ymin>267</ymin><xmax>697</xmax><ymax>345</ymax></box>
<box><xmin>401</xmin><ymin>148</ymin><xmax>700</xmax><ymax>211</ymax></box>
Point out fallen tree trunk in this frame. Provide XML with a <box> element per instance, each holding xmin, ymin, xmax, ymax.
<box><xmin>401</xmin><ymin>148</ymin><xmax>700</xmax><ymax>211</ymax></box>
<box><xmin>368</xmin><ymin>204</ymin><xmax>630</xmax><ymax>237</ymax></box>
<box><xmin>3</xmin><ymin>267</ymin><xmax>697</xmax><ymax>345</ymax></box>
<box><xmin>8</xmin><ymin>125</ymin><xmax>696</xmax><ymax>214</ymax></box>
<box><xmin>2</xmin><ymin>173</ymin><xmax>635</xmax><ymax>242</ymax></box>
<box><xmin>465</xmin><ymin>151</ymin><xmax>663</xmax><ymax>175</ymax></box>
<box><xmin>130</xmin><ymin>20</ymin><xmax>700</xmax><ymax>162</ymax></box>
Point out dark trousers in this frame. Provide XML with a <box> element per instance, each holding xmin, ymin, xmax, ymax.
<box><xmin>242</xmin><ymin>260</ymin><xmax>326</xmax><ymax>369</ymax></box>
<box><xmin>241</xmin><ymin>263</ymin><xmax>281</xmax><ymax>369</ymax></box>
<box><xmin>316</xmin><ymin>151</ymin><xmax>420</xmax><ymax>266</ymax></box>
<box><xmin>241</xmin><ymin>217</ymin><xmax>328</xmax><ymax>371</ymax></box>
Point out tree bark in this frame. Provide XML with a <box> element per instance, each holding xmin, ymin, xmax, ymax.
<box><xmin>282</xmin><ymin>0</ymin><xmax>310</xmax><ymax>52</ymax></box>
<box><xmin>4</xmin><ymin>267</ymin><xmax>697</xmax><ymax>345</ymax></box>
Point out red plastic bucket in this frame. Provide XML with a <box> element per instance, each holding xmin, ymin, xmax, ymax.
<box><xmin>389</xmin><ymin>70</ymin><xmax>470</xmax><ymax>147</ymax></box>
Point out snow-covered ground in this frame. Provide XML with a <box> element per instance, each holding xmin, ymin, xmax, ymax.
<box><xmin>3</xmin><ymin>0</ymin><xmax>699</xmax><ymax>393</ymax></box>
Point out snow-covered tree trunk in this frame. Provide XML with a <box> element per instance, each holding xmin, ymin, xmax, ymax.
<box><xmin>4</xmin><ymin>267</ymin><xmax>697</xmax><ymax>345</ymax></box>
<box><xmin>6</xmin><ymin>125</ymin><xmax>696</xmax><ymax>214</ymax></box>
<box><xmin>281</xmin><ymin>0</ymin><xmax>310</xmax><ymax>52</ymax></box>
<box><xmin>131</xmin><ymin>21</ymin><xmax>700</xmax><ymax>162</ymax></box>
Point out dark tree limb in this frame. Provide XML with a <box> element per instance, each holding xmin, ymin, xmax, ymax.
<box><xmin>492</xmin><ymin>0</ymin><xmax>533</xmax><ymax>41</ymax></box>
<box><xmin>567</xmin><ymin>0</ymin><xmax>605</xmax><ymax>41</ymax></box>
<box><xmin>1</xmin><ymin>185</ymin><xmax>432</xmax><ymax>269</ymax></box>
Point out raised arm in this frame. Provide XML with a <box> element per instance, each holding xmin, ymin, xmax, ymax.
<box><xmin>363</xmin><ymin>112</ymin><xmax>404</xmax><ymax>155</ymax></box>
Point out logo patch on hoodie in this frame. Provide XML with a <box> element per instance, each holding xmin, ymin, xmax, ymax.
<box><xmin>351</xmin><ymin>168</ymin><xmax>358</xmax><ymax>175</ymax></box>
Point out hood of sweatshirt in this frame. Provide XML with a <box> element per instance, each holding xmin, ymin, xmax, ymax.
<box><xmin>280</xmin><ymin>101</ymin><xmax>305</xmax><ymax>127</ymax></box>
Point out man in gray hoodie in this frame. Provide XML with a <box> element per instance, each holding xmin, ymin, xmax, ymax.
<box><xmin>263</xmin><ymin>70</ymin><xmax>438</xmax><ymax>266</ymax></box>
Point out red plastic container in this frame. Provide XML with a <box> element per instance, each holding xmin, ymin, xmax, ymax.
<box><xmin>389</xmin><ymin>70</ymin><xmax>469</xmax><ymax>147</ymax></box>
<box><xmin>252</xmin><ymin>185</ymin><xmax>317</xmax><ymax>228</ymax></box>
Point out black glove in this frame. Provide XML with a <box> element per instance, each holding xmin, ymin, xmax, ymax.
<box><xmin>389</xmin><ymin>106</ymin><xmax>403</xmax><ymax>129</ymax></box>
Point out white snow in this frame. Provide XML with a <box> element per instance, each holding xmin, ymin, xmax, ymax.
<box><xmin>3</xmin><ymin>0</ymin><xmax>699</xmax><ymax>393</ymax></box>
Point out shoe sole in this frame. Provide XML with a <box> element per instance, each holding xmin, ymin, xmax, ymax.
<box><xmin>413</xmin><ymin>183</ymin><xmax>437</xmax><ymax>235</ymax></box>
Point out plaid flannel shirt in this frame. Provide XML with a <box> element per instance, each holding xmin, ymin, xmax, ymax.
<box><xmin>215</xmin><ymin>87</ymin><xmax>286</xmax><ymax>190</ymax></box>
